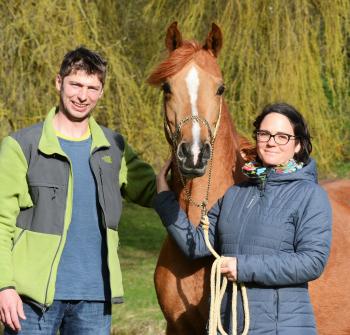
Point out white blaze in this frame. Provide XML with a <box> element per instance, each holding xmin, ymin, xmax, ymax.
<box><xmin>185</xmin><ymin>66</ymin><xmax>201</xmax><ymax>165</ymax></box>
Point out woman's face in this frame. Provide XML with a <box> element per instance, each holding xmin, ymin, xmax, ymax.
<box><xmin>256</xmin><ymin>112</ymin><xmax>301</xmax><ymax>167</ymax></box>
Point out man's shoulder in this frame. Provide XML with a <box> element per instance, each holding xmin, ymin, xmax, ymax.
<box><xmin>9</xmin><ymin>122</ymin><xmax>44</xmax><ymax>163</ymax></box>
<box><xmin>10</xmin><ymin>122</ymin><xmax>44</xmax><ymax>143</ymax></box>
<box><xmin>99</xmin><ymin>126</ymin><xmax>125</xmax><ymax>152</ymax></box>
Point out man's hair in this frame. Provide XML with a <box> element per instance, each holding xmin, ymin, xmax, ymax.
<box><xmin>253</xmin><ymin>103</ymin><xmax>312</xmax><ymax>164</ymax></box>
<box><xmin>59</xmin><ymin>47</ymin><xmax>107</xmax><ymax>86</ymax></box>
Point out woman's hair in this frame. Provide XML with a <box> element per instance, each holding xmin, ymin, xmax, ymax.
<box><xmin>253</xmin><ymin>103</ymin><xmax>312</xmax><ymax>164</ymax></box>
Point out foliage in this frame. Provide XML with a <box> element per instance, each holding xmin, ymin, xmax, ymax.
<box><xmin>0</xmin><ymin>0</ymin><xmax>349</xmax><ymax>175</ymax></box>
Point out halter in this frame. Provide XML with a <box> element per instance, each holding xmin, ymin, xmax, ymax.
<box><xmin>163</xmin><ymin>96</ymin><xmax>222</xmax><ymax>213</ymax></box>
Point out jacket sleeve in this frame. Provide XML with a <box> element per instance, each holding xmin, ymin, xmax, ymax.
<box><xmin>119</xmin><ymin>142</ymin><xmax>156</xmax><ymax>207</ymax></box>
<box><xmin>153</xmin><ymin>190</ymin><xmax>221</xmax><ymax>259</ymax></box>
<box><xmin>237</xmin><ymin>186</ymin><xmax>332</xmax><ymax>286</ymax></box>
<box><xmin>0</xmin><ymin>136</ymin><xmax>30</xmax><ymax>290</ymax></box>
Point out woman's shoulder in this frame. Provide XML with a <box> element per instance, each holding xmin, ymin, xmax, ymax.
<box><xmin>290</xmin><ymin>179</ymin><xmax>331</xmax><ymax>218</ymax></box>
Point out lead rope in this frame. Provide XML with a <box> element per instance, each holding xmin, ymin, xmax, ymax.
<box><xmin>164</xmin><ymin>96</ymin><xmax>250</xmax><ymax>334</ymax></box>
<box><xmin>201</xmin><ymin>215</ymin><xmax>250</xmax><ymax>335</ymax></box>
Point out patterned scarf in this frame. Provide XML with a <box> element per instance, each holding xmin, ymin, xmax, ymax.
<box><xmin>242</xmin><ymin>159</ymin><xmax>304</xmax><ymax>182</ymax></box>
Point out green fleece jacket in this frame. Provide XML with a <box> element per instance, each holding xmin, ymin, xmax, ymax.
<box><xmin>0</xmin><ymin>107</ymin><xmax>156</xmax><ymax>309</ymax></box>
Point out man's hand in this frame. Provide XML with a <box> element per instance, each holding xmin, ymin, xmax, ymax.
<box><xmin>0</xmin><ymin>288</ymin><xmax>26</xmax><ymax>331</ymax></box>
<box><xmin>156</xmin><ymin>158</ymin><xmax>172</xmax><ymax>193</ymax></box>
<box><xmin>221</xmin><ymin>257</ymin><xmax>237</xmax><ymax>281</ymax></box>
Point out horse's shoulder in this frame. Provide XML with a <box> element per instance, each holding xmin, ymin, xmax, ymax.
<box><xmin>321</xmin><ymin>179</ymin><xmax>350</xmax><ymax>209</ymax></box>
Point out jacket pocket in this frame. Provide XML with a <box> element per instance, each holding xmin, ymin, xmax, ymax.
<box><xmin>16</xmin><ymin>182</ymin><xmax>65</xmax><ymax>235</ymax></box>
<box><xmin>11</xmin><ymin>228</ymin><xmax>26</xmax><ymax>251</ymax></box>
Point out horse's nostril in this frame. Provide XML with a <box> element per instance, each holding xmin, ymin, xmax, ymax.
<box><xmin>178</xmin><ymin>142</ymin><xmax>189</xmax><ymax>159</ymax></box>
<box><xmin>202</xmin><ymin>142</ymin><xmax>211</xmax><ymax>160</ymax></box>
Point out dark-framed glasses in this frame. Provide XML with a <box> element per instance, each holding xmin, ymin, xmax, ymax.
<box><xmin>256</xmin><ymin>130</ymin><xmax>298</xmax><ymax>145</ymax></box>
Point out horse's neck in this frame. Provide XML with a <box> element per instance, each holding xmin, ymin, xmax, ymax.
<box><xmin>172</xmin><ymin>104</ymin><xmax>244</xmax><ymax>226</ymax></box>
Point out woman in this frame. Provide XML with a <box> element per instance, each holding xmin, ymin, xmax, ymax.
<box><xmin>154</xmin><ymin>103</ymin><xmax>332</xmax><ymax>334</ymax></box>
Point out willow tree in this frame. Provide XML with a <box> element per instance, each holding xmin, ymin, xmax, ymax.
<box><xmin>1</xmin><ymin>0</ymin><xmax>349</xmax><ymax>175</ymax></box>
<box><xmin>0</xmin><ymin>0</ymin><xmax>152</xmax><ymax>155</ymax></box>
<box><xmin>142</xmin><ymin>0</ymin><xmax>350</xmax><ymax>174</ymax></box>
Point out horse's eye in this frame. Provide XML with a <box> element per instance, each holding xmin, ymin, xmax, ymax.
<box><xmin>216</xmin><ymin>84</ymin><xmax>225</xmax><ymax>96</ymax></box>
<box><xmin>162</xmin><ymin>82</ymin><xmax>172</xmax><ymax>94</ymax></box>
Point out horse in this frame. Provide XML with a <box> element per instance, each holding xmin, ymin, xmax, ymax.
<box><xmin>310</xmin><ymin>179</ymin><xmax>350</xmax><ymax>334</ymax></box>
<box><xmin>148</xmin><ymin>22</ymin><xmax>350</xmax><ymax>335</ymax></box>
<box><xmin>147</xmin><ymin>22</ymin><xmax>248</xmax><ymax>334</ymax></box>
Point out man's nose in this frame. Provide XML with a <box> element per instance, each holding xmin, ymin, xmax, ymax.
<box><xmin>77</xmin><ymin>88</ymin><xmax>88</xmax><ymax>101</ymax></box>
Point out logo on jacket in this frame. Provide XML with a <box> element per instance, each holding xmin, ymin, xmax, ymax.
<box><xmin>102</xmin><ymin>155</ymin><xmax>113</xmax><ymax>164</ymax></box>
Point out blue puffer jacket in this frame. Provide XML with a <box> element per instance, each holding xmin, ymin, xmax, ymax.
<box><xmin>154</xmin><ymin>159</ymin><xmax>332</xmax><ymax>334</ymax></box>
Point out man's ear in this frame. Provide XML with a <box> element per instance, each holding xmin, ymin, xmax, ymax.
<box><xmin>99</xmin><ymin>88</ymin><xmax>104</xmax><ymax>98</ymax></box>
<box><xmin>55</xmin><ymin>74</ymin><xmax>62</xmax><ymax>92</ymax></box>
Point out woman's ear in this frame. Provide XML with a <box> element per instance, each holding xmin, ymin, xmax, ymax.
<box><xmin>294</xmin><ymin>140</ymin><xmax>301</xmax><ymax>154</ymax></box>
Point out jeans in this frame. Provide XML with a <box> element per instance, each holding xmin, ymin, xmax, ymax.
<box><xmin>4</xmin><ymin>300</ymin><xmax>111</xmax><ymax>335</ymax></box>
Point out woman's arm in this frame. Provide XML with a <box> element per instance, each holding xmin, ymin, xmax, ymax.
<box><xmin>153</xmin><ymin>160</ymin><xmax>221</xmax><ymax>259</ymax></box>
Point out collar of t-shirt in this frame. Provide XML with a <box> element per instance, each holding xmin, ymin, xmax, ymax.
<box><xmin>55</xmin><ymin>128</ymin><xmax>91</xmax><ymax>141</ymax></box>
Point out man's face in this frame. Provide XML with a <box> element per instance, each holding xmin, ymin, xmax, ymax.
<box><xmin>56</xmin><ymin>70</ymin><xmax>103</xmax><ymax>121</ymax></box>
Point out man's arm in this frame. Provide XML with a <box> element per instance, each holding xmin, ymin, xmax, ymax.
<box><xmin>119</xmin><ymin>142</ymin><xmax>156</xmax><ymax>207</ymax></box>
<box><xmin>0</xmin><ymin>136</ymin><xmax>31</xmax><ymax>331</ymax></box>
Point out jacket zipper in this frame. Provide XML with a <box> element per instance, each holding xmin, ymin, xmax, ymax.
<box><xmin>92</xmin><ymin>152</ymin><xmax>112</xmax><ymax>301</ymax></box>
<box><xmin>98</xmin><ymin>163</ymin><xmax>113</xmax><ymax>301</ymax></box>
<box><xmin>99</xmin><ymin>167</ymin><xmax>107</xmax><ymax>228</ymax></box>
<box><xmin>42</xmin><ymin>234</ymin><xmax>63</xmax><ymax>313</ymax></box>
<box><xmin>42</xmin><ymin>159</ymin><xmax>71</xmax><ymax>312</ymax></box>
<box><xmin>235</xmin><ymin>189</ymin><xmax>259</xmax><ymax>253</ymax></box>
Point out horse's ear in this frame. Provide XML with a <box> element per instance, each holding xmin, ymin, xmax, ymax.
<box><xmin>165</xmin><ymin>21</ymin><xmax>183</xmax><ymax>52</ymax></box>
<box><xmin>203</xmin><ymin>23</ymin><xmax>223</xmax><ymax>57</ymax></box>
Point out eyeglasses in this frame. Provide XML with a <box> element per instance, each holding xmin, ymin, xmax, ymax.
<box><xmin>256</xmin><ymin>130</ymin><xmax>298</xmax><ymax>145</ymax></box>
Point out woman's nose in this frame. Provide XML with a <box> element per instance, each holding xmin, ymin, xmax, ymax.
<box><xmin>267</xmin><ymin>136</ymin><xmax>276</xmax><ymax>146</ymax></box>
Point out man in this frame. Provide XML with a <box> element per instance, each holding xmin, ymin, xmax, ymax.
<box><xmin>0</xmin><ymin>47</ymin><xmax>156</xmax><ymax>334</ymax></box>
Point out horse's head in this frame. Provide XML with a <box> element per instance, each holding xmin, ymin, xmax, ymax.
<box><xmin>148</xmin><ymin>22</ymin><xmax>224</xmax><ymax>178</ymax></box>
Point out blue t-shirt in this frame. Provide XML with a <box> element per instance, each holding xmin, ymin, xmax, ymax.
<box><xmin>54</xmin><ymin>136</ymin><xmax>110</xmax><ymax>301</ymax></box>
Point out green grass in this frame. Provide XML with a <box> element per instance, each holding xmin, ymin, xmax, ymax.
<box><xmin>334</xmin><ymin>161</ymin><xmax>350</xmax><ymax>179</ymax></box>
<box><xmin>111</xmin><ymin>201</ymin><xmax>166</xmax><ymax>335</ymax></box>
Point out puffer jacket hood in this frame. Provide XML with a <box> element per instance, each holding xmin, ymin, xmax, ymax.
<box><xmin>265</xmin><ymin>158</ymin><xmax>318</xmax><ymax>184</ymax></box>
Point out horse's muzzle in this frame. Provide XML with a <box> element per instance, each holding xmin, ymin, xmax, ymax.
<box><xmin>176</xmin><ymin>141</ymin><xmax>211</xmax><ymax>178</ymax></box>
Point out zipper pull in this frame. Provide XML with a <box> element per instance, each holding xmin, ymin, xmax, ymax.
<box><xmin>52</xmin><ymin>187</ymin><xmax>57</xmax><ymax>200</ymax></box>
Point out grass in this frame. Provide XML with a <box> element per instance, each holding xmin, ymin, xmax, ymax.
<box><xmin>111</xmin><ymin>201</ymin><xmax>167</xmax><ymax>335</ymax></box>
<box><xmin>334</xmin><ymin>161</ymin><xmax>350</xmax><ymax>179</ymax></box>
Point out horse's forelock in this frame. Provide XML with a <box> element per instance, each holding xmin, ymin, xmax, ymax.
<box><xmin>147</xmin><ymin>40</ymin><xmax>220</xmax><ymax>86</ymax></box>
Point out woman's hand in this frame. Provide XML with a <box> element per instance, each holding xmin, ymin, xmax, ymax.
<box><xmin>156</xmin><ymin>158</ymin><xmax>172</xmax><ymax>193</ymax></box>
<box><xmin>221</xmin><ymin>257</ymin><xmax>237</xmax><ymax>281</ymax></box>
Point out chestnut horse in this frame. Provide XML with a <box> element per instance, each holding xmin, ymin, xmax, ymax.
<box><xmin>148</xmin><ymin>22</ymin><xmax>247</xmax><ymax>334</ymax></box>
<box><xmin>309</xmin><ymin>179</ymin><xmax>350</xmax><ymax>334</ymax></box>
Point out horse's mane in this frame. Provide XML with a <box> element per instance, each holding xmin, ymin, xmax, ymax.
<box><xmin>147</xmin><ymin>40</ymin><xmax>220</xmax><ymax>86</ymax></box>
